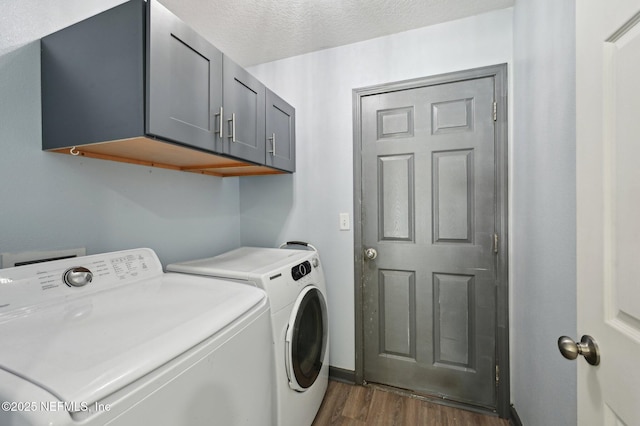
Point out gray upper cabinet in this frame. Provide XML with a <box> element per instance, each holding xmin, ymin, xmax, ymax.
<box><xmin>265</xmin><ymin>89</ymin><xmax>296</xmax><ymax>172</ymax></box>
<box><xmin>41</xmin><ymin>0</ymin><xmax>293</xmax><ymax>177</ymax></box>
<box><xmin>223</xmin><ymin>58</ymin><xmax>266</xmax><ymax>165</ymax></box>
<box><xmin>146</xmin><ymin>0</ymin><xmax>223</xmax><ymax>152</ymax></box>
<box><xmin>41</xmin><ymin>0</ymin><xmax>147</xmax><ymax>150</ymax></box>
<box><xmin>42</xmin><ymin>0</ymin><xmax>221</xmax><ymax>153</ymax></box>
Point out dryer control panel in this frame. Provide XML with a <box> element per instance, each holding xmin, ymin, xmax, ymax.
<box><xmin>291</xmin><ymin>261</ymin><xmax>312</xmax><ymax>281</ymax></box>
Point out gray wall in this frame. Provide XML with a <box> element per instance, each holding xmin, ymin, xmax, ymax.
<box><xmin>0</xmin><ymin>4</ymin><xmax>241</xmax><ymax>267</ymax></box>
<box><xmin>244</xmin><ymin>8</ymin><xmax>513</xmax><ymax>372</ymax></box>
<box><xmin>512</xmin><ymin>1</ymin><xmax>577</xmax><ymax>425</ymax></box>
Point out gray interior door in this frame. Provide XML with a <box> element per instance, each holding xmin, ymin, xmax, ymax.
<box><xmin>360</xmin><ymin>75</ymin><xmax>499</xmax><ymax>409</ymax></box>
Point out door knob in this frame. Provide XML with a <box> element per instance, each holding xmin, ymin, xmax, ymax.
<box><xmin>364</xmin><ymin>248</ymin><xmax>377</xmax><ymax>260</ymax></box>
<box><xmin>557</xmin><ymin>335</ymin><xmax>600</xmax><ymax>365</ymax></box>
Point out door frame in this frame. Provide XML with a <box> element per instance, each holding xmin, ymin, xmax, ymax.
<box><xmin>352</xmin><ymin>64</ymin><xmax>510</xmax><ymax>417</ymax></box>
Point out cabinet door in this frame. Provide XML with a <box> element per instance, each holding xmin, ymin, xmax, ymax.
<box><xmin>146</xmin><ymin>0</ymin><xmax>223</xmax><ymax>152</ymax></box>
<box><xmin>223</xmin><ymin>57</ymin><xmax>266</xmax><ymax>164</ymax></box>
<box><xmin>265</xmin><ymin>89</ymin><xmax>296</xmax><ymax>172</ymax></box>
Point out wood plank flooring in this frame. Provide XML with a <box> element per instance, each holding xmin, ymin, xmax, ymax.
<box><xmin>312</xmin><ymin>380</ymin><xmax>509</xmax><ymax>426</ymax></box>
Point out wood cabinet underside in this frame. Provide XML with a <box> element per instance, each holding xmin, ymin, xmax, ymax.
<box><xmin>49</xmin><ymin>137</ymin><xmax>284</xmax><ymax>177</ymax></box>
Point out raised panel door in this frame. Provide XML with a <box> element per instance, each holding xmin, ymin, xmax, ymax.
<box><xmin>360</xmin><ymin>75</ymin><xmax>500</xmax><ymax>409</ymax></box>
<box><xmin>577</xmin><ymin>2</ymin><xmax>640</xmax><ymax>424</ymax></box>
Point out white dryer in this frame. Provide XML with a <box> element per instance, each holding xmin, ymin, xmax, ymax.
<box><xmin>167</xmin><ymin>243</ymin><xmax>329</xmax><ymax>426</ymax></box>
<box><xmin>0</xmin><ymin>248</ymin><xmax>274</xmax><ymax>426</ymax></box>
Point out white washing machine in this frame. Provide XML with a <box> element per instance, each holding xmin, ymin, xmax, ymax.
<box><xmin>0</xmin><ymin>248</ymin><xmax>274</xmax><ymax>426</ymax></box>
<box><xmin>167</xmin><ymin>243</ymin><xmax>329</xmax><ymax>426</ymax></box>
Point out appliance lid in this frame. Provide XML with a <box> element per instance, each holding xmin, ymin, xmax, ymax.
<box><xmin>166</xmin><ymin>247</ymin><xmax>311</xmax><ymax>280</ymax></box>
<box><xmin>0</xmin><ymin>272</ymin><xmax>266</xmax><ymax>406</ymax></box>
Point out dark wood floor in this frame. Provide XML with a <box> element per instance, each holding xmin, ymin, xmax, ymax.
<box><xmin>312</xmin><ymin>380</ymin><xmax>509</xmax><ymax>426</ymax></box>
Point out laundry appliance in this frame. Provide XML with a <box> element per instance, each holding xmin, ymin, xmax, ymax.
<box><xmin>0</xmin><ymin>248</ymin><xmax>273</xmax><ymax>426</ymax></box>
<box><xmin>167</xmin><ymin>243</ymin><xmax>329</xmax><ymax>426</ymax></box>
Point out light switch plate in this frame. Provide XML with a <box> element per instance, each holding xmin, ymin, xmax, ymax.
<box><xmin>339</xmin><ymin>213</ymin><xmax>350</xmax><ymax>231</ymax></box>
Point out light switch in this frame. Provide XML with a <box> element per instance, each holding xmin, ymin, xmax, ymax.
<box><xmin>339</xmin><ymin>213</ymin><xmax>350</xmax><ymax>231</ymax></box>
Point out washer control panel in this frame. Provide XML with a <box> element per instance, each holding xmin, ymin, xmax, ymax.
<box><xmin>0</xmin><ymin>248</ymin><xmax>162</xmax><ymax>315</ymax></box>
<box><xmin>291</xmin><ymin>261</ymin><xmax>312</xmax><ymax>281</ymax></box>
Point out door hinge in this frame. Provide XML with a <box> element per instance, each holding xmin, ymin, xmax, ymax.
<box><xmin>493</xmin><ymin>101</ymin><xmax>497</xmax><ymax>121</ymax></box>
<box><xmin>496</xmin><ymin>365</ymin><xmax>500</xmax><ymax>387</ymax></box>
<box><xmin>493</xmin><ymin>233</ymin><xmax>499</xmax><ymax>254</ymax></box>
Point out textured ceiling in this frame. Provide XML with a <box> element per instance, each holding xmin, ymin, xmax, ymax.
<box><xmin>164</xmin><ymin>0</ymin><xmax>514</xmax><ymax>66</ymax></box>
<box><xmin>1</xmin><ymin>0</ymin><xmax>514</xmax><ymax>66</ymax></box>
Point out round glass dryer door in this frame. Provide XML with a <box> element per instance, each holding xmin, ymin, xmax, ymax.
<box><xmin>285</xmin><ymin>285</ymin><xmax>328</xmax><ymax>391</ymax></box>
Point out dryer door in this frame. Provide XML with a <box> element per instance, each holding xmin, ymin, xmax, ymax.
<box><xmin>285</xmin><ymin>285</ymin><xmax>328</xmax><ymax>392</ymax></box>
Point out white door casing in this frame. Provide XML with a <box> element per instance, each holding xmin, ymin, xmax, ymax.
<box><xmin>576</xmin><ymin>2</ymin><xmax>640</xmax><ymax>425</ymax></box>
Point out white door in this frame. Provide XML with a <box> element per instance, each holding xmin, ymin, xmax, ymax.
<box><xmin>575</xmin><ymin>2</ymin><xmax>640</xmax><ymax>425</ymax></box>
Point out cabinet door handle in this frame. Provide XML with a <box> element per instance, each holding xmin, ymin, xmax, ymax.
<box><xmin>268</xmin><ymin>133</ymin><xmax>276</xmax><ymax>155</ymax></box>
<box><xmin>228</xmin><ymin>113</ymin><xmax>236</xmax><ymax>142</ymax></box>
<box><xmin>215</xmin><ymin>106</ymin><xmax>224</xmax><ymax>139</ymax></box>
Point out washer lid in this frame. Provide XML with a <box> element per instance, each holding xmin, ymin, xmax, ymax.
<box><xmin>0</xmin><ymin>273</ymin><xmax>266</xmax><ymax>406</ymax></box>
<box><xmin>167</xmin><ymin>247</ymin><xmax>310</xmax><ymax>280</ymax></box>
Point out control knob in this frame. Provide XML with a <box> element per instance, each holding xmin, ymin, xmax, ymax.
<box><xmin>63</xmin><ymin>267</ymin><xmax>93</xmax><ymax>287</ymax></box>
<box><xmin>298</xmin><ymin>263</ymin><xmax>308</xmax><ymax>276</ymax></box>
